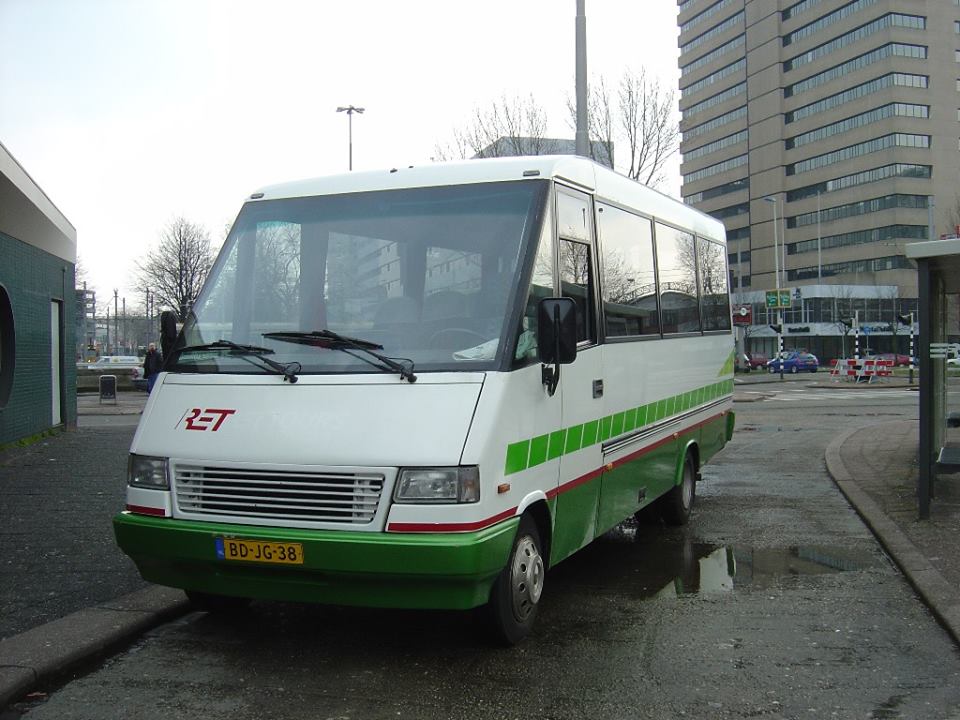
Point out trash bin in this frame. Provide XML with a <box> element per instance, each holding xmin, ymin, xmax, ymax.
<box><xmin>99</xmin><ymin>374</ymin><xmax>117</xmax><ymax>404</ymax></box>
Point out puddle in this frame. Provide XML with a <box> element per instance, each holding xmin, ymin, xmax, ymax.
<box><xmin>550</xmin><ymin>525</ymin><xmax>884</xmax><ymax>600</ymax></box>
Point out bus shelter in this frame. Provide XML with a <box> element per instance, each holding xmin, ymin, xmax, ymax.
<box><xmin>906</xmin><ymin>239</ymin><xmax>960</xmax><ymax>519</ymax></box>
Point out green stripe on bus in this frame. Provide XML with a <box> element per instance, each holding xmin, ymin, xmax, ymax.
<box><xmin>719</xmin><ymin>350</ymin><xmax>736</xmax><ymax>376</ymax></box>
<box><xmin>502</xmin><ymin>378</ymin><xmax>734</xmax><ymax>476</ymax></box>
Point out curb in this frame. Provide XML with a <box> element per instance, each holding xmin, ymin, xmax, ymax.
<box><xmin>825</xmin><ymin>426</ymin><xmax>960</xmax><ymax>648</ymax></box>
<box><xmin>0</xmin><ymin>586</ymin><xmax>189</xmax><ymax>708</ymax></box>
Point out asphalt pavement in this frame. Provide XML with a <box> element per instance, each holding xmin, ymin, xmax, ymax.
<box><xmin>0</xmin><ymin>382</ymin><xmax>958</xmax><ymax>709</ymax></box>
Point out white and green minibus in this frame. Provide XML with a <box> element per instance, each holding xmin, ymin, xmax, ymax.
<box><xmin>114</xmin><ymin>156</ymin><xmax>735</xmax><ymax>643</ymax></box>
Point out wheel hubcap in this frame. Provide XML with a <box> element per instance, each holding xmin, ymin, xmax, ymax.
<box><xmin>511</xmin><ymin>536</ymin><xmax>544</xmax><ymax>621</ymax></box>
<box><xmin>681</xmin><ymin>465</ymin><xmax>693</xmax><ymax>509</ymax></box>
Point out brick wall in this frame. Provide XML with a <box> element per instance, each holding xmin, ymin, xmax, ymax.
<box><xmin>0</xmin><ymin>230</ymin><xmax>77</xmax><ymax>445</ymax></box>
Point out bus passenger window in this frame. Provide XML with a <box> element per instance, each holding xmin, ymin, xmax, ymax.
<box><xmin>655</xmin><ymin>223</ymin><xmax>701</xmax><ymax>334</ymax></box>
<box><xmin>597</xmin><ymin>204</ymin><xmax>660</xmax><ymax>337</ymax></box>
<box><xmin>697</xmin><ymin>237</ymin><xmax>732</xmax><ymax>331</ymax></box>
<box><xmin>560</xmin><ymin>239</ymin><xmax>595</xmax><ymax>344</ymax></box>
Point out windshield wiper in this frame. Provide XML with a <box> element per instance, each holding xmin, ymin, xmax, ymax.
<box><xmin>176</xmin><ymin>340</ymin><xmax>300</xmax><ymax>383</ymax></box>
<box><xmin>263</xmin><ymin>330</ymin><xmax>417</xmax><ymax>383</ymax></box>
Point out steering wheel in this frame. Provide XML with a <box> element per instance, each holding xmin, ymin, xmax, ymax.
<box><xmin>428</xmin><ymin>328</ymin><xmax>487</xmax><ymax>349</ymax></box>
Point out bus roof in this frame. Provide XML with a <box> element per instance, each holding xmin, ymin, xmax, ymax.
<box><xmin>249</xmin><ymin>155</ymin><xmax>726</xmax><ymax>244</ymax></box>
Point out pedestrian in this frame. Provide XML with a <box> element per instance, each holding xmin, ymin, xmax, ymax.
<box><xmin>143</xmin><ymin>342</ymin><xmax>163</xmax><ymax>393</ymax></box>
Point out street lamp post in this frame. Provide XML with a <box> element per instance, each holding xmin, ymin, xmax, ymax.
<box><xmin>574</xmin><ymin>0</ymin><xmax>589</xmax><ymax>157</ymax></box>
<box><xmin>764</xmin><ymin>196</ymin><xmax>784</xmax><ymax>380</ymax></box>
<box><xmin>336</xmin><ymin>105</ymin><xmax>365</xmax><ymax>171</ymax></box>
<box><xmin>113</xmin><ymin>289</ymin><xmax>119</xmax><ymax>355</ymax></box>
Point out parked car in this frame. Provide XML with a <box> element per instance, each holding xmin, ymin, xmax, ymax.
<box><xmin>767</xmin><ymin>351</ymin><xmax>819</xmax><ymax>374</ymax></box>
<box><xmin>84</xmin><ymin>355</ymin><xmax>148</xmax><ymax>390</ymax></box>
<box><xmin>867</xmin><ymin>352</ymin><xmax>912</xmax><ymax>367</ymax></box>
<box><xmin>743</xmin><ymin>352</ymin><xmax>768</xmax><ymax>371</ymax></box>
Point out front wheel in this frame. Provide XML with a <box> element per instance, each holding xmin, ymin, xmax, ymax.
<box><xmin>790</xmin><ymin>365</ymin><xmax>798</xmax><ymax>374</ymax></box>
<box><xmin>661</xmin><ymin>453</ymin><xmax>696</xmax><ymax>526</ymax></box>
<box><xmin>485</xmin><ymin>515</ymin><xmax>545</xmax><ymax>645</ymax></box>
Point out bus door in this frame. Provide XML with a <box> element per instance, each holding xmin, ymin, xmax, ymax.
<box><xmin>593</xmin><ymin>204</ymin><xmax>667</xmax><ymax>533</ymax></box>
<box><xmin>550</xmin><ymin>186</ymin><xmax>606</xmax><ymax>564</ymax></box>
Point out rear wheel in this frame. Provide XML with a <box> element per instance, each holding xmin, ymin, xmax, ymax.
<box><xmin>661</xmin><ymin>452</ymin><xmax>696</xmax><ymax>526</ymax></box>
<box><xmin>185</xmin><ymin>590</ymin><xmax>251</xmax><ymax>613</ymax></box>
<box><xmin>486</xmin><ymin>515</ymin><xmax>545</xmax><ymax>645</ymax></box>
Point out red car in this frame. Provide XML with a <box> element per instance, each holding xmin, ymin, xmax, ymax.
<box><xmin>868</xmin><ymin>353</ymin><xmax>913</xmax><ymax>367</ymax></box>
<box><xmin>742</xmin><ymin>352</ymin><xmax>769</xmax><ymax>371</ymax></box>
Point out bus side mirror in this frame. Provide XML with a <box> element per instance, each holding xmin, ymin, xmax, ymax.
<box><xmin>160</xmin><ymin>310</ymin><xmax>180</xmax><ymax>361</ymax></box>
<box><xmin>537</xmin><ymin>298</ymin><xmax>578</xmax><ymax>365</ymax></box>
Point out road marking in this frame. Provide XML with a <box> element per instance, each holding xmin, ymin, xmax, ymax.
<box><xmin>764</xmin><ymin>388</ymin><xmax>916</xmax><ymax>402</ymax></box>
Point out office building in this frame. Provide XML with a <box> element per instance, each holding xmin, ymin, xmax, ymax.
<box><xmin>677</xmin><ymin>0</ymin><xmax>958</xmax><ymax>359</ymax></box>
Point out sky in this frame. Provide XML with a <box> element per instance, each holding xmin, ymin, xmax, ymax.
<box><xmin>0</xmin><ymin>0</ymin><xmax>682</xmax><ymax>303</ymax></box>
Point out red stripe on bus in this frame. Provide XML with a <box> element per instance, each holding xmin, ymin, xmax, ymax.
<box><xmin>388</xmin><ymin>411</ymin><xmax>726</xmax><ymax>533</ymax></box>
<box><xmin>126</xmin><ymin>504</ymin><xmax>167</xmax><ymax>517</ymax></box>
<box><xmin>387</xmin><ymin>507</ymin><xmax>517</xmax><ymax>533</ymax></box>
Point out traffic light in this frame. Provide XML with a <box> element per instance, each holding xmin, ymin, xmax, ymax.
<box><xmin>769</xmin><ymin>324</ymin><xmax>782</xmax><ymax>334</ymax></box>
<box><xmin>841</xmin><ymin>317</ymin><xmax>854</xmax><ymax>330</ymax></box>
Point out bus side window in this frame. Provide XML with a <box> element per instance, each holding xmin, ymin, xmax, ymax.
<box><xmin>559</xmin><ymin>239</ymin><xmax>595</xmax><ymax>344</ymax></box>
<box><xmin>514</xmin><ymin>223</ymin><xmax>555</xmax><ymax>364</ymax></box>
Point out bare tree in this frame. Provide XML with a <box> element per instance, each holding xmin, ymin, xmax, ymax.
<box><xmin>434</xmin><ymin>94</ymin><xmax>549</xmax><ymax>161</ymax></box>
<box><xmin>134</xmin><ymin>217</ymin><xmax>215</xmax><ymax>321</ymax></box>
<box><xmin>566</xmin><ymin>68</ymin><xmax>679</xmax><ymax>187</ymax></box>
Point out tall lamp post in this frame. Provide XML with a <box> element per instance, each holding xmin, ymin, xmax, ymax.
<box><xmin>574</xmin><ymin>0</ymin><xmax>589</xmax><ymax>157</ymax></box>
<box><xmin>336</xmin><ymin>105</ymin><xmax>365</xmax><ymax>171</ymax></box>
<box><xmin>764</xmin><ymin>196</ymin><xmax>784</xmax><ymax>380</ymax></box>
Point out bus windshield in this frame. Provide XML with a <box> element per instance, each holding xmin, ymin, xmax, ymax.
<box><xmin>175</xmin><ymin>180</ymin><xmax>548</xmax><ymax>375</ymax></box>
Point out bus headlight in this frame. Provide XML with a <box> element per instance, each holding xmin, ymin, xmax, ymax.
<box><xmin>128</xmin><ymin>454</ymin><xmax>170</xmax><ymax>490</ymax></box>
<box><xmin>394</xmin><ymin>466</ymin><xmax>479</xmax><ymax>504</ymax></box>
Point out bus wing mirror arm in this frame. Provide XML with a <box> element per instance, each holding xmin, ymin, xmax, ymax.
<box><xmin>537</xmin><ymin>298</ymin><xmax>578</xmax><ymax>397</ymax></box>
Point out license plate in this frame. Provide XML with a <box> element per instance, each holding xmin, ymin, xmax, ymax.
<box><xmin>216</xmin><ymin>537</ymin><xmax>304</xmax><ymax>565</ymax></box>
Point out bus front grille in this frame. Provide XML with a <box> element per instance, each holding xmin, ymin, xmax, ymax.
<box><xmin>173</xmin><ymin>464</ymin><xmax>384</xmax><ymax>524</ymax></box>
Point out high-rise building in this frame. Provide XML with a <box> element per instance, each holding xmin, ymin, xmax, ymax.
<box><xmin>677</xmin><ymin>0</ymin><xmax>956</xmax><ymax>359</ymax></box>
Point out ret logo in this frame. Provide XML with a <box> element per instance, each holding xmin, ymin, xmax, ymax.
<box><xmin>180</xmin><ymin>408</ymin><xmax>236</xmax><ymax>431</ymax></box>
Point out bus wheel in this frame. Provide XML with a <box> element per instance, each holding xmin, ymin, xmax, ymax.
<box><xmin>185</xmin><ymin>590</ymin><xmax>251</xmax><ymax>613</ymax></box>
<box><xmin>662</xmin><ymin>453</ymin><xmax>696</xmax><ymax>526</ymax></box>
<box><xmin>486</xmin><ymin>515</ymin><xmax>545</xmax><ymax>645</ymax></box>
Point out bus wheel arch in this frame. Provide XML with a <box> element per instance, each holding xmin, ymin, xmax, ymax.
<box><xmin>662</xmin><ymin>444</ymin><xmax>699</xmax><ymax>526</ymax></box>
<box><xmin>485</xmin><ymin>507</ymin><xmax>549</xmax><ymax>645</ymax></box>
<box><xmin>515</xmin><ymin>495</ymin><xmax>553</xmax><ymax>570</ymax></box>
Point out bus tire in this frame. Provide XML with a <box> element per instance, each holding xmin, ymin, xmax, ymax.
<box><xmin>486</xmin><ymin>515</ymin><xmax>545</xmax><ymax>645</ymax></box>
<box><xmin>185</xmin><ymin>590</ymin><xmax>251</xmax><ymax>613</ymax></box>
<box><xmin>662</xmin><ymin>452</ymin><xmax>696</xmax><ymax>526</ymax></box>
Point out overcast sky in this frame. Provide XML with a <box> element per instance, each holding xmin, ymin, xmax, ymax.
<box><xmin>0</xmin><ymin>0</ymin><xmax>681</xmax><ymax>301</ymax></box>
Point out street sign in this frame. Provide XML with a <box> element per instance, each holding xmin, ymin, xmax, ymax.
<box><xmin>764</xmin><ymin>289</ymin><xmax>792</xmax><ymax>309</ymax></box>
<box><xmin>733</xmin><ymin>304</ymin><xmax>752</xmax><ymax>326</ymax></box>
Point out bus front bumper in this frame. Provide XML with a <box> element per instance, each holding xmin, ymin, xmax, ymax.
<box><xmin>113</xmin><ymin>512</ymin><xmax>518</xmax><ymax>610</ymax></box>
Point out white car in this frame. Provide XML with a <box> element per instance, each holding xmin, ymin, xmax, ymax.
<box><xmin>85</xmin><ymin>355</ymin><xmax>144</xmax><ymax>380</ymax></box>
